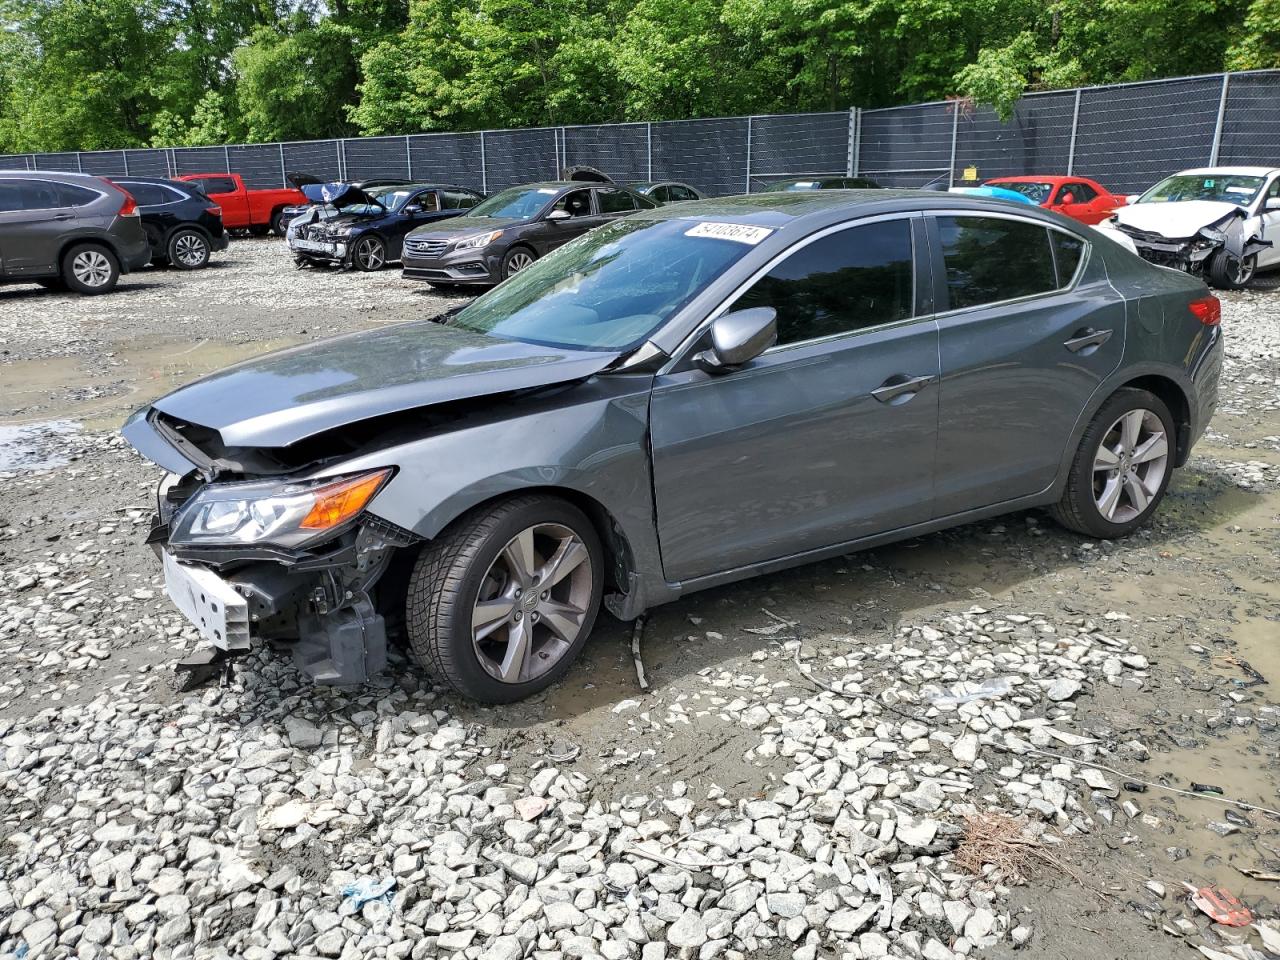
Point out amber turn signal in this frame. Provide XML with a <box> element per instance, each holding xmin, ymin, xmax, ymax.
<box><xmin>299</xmin><ymin>469</ymin><xmax>392</xmax><ymax>530</ymax></box>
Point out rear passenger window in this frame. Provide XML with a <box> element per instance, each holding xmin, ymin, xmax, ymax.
<box><xmin>121</xmin><ymin>182</ymin><xmax>170</xmax><ymax>205</ymax></box>
<box><xmin>598</xmin><ymin>188</ymin><xmax>637</xmax><ymax>214</ymax></box>
<box><xmin>57</xmin><ymin>184</ymin><xmax>100</xmax><ymax>206</ymax></box>
<box><xmin>734</xmin><ymin>219</ymin><xmax>914</xmax><ymax>345</ymax></box>
<box><xmin>0</xmin><ymin>182</ymin><xmax>23</xmax><ymax>211</ymax></box>
<box><xmin>1050</xmin><ymin>231</ymin><xmax>1085</xmax><ymax>285</ymax></box>
<box><xmin>937</xmin><ymin>216</ymin><xmax>1057</xmax><ymax>310</ymax></box>
<box><xmin>442</xmin><ymin>190</ymin><xmax>478</xmax><ymax>210</ymax></box>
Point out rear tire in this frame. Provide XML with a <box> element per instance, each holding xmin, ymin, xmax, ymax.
<box><xmin>1207</xmin><ymin>250</ymin><xmax>1256</xmax><ymax>290</ymax></box>
<box><xmin>1050</xmin><ymin>388</ymin><xmax>1175</xmax><ymax>538</ymax></box>
<box><xmin>167</xmin><ymin>229</ymin><xmax>210</xmax><ymax>270</ymax></box>
<box><xmin>405</xmin><ymin>495</ymin><xmax>603</xmax><ymax>703</ymax></box>
<box><xmin>270</xmin><ymin>210</ymin><xmax>289</xmax><ymax>238</ymax></box>
<box><xmin>61</xmin><ymin>243</ymin><xmax>120</xmax><ymax>295</ymax></box>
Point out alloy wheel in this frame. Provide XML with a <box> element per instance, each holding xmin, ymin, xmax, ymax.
<box><xmin>71</xmin><ymin>250</ymin><xmax>112</xmax><ymax>288</ymax></box>
<box><xmin>1233</xmin><ymin>255</ymin><xmax>1256</xmax><ymax>286</ymax></box>
<box><xmin>1092</xmin><ymin>408</ymin><xmax>1169</xmax><ymax>523</ymax></box>
<box><xmin>506</xmin><ymin>251</ymin><xmax>534</xmax><ymax>277</ymax></box>
<box><xmin>174</xmin><ymin>234</ymin><xmax>207</xmax><ymax>267</ymax></box>
<box><xmin>356</xmin><ymin>238</ymin><xmax>385</xmax><ymax>270</ymax></box>
<box><xmin>471</xmin><ymin>523</ymin><xmax>593</xmax><ymax>684</ymax></box>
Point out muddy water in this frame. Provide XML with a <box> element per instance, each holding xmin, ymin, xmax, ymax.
<box><xmin>1</xmin><ymin>337</ymin><xmax>300</xmax><ymax>429</ymax></box>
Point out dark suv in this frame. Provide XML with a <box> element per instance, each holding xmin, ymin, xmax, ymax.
<box><xmin>114</xmin><ymin>177</ymin><xmax>229</xmax><ymax>270</ymax></box>
<box><xmin>0</xmin><ymin>171</ymin><xmax>150</xmax><ymax>294</ymax></box>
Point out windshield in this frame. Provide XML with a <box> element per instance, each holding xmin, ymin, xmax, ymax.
<box><xmin>450</xmin><ymin>218</ymin><xmax>763</xmax><ymax>351</ymax></box>
<box><xmin>989</xmin><ymin>181</ymin><xmax>1052</xmax><ymax>203</ymax></box>
<box><xmin>469</xmin><ymin>186</ymin><xmax>559</xmax><ymax>219</ymax></box>
<box><xmin>1139</xmin><ymin>174</ymin><xmax>1265</xmax><ymax>207</ymax></box>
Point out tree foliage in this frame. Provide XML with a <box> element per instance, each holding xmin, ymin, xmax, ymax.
<box><xmin>0</xmin><ymin>0</ymin><xmax>1272</xmax><ymax>152</ymax></box>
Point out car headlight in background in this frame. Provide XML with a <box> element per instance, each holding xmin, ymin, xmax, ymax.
<box><xmin>169</xmin><ymin>469</ymin><xmax>392</xmax><ymax>549</ymax></box>
<box><xmin>454</xmin><ymin>230</ymin><xmax>504</xmax><ymax>250</ymax></box>
<box><xmin>1198</xmin><ymin>227</ymin><xmax>1226</xmax><ymax>243</ymax></box>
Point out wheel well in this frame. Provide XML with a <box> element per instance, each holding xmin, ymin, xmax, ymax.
<box><xmin>57</xmin><ymin>237</ymin><xmax>117</xmax><ymax>272</ymax></box>
<box><xmin>1118</xmin><ymin>374</ymin><xmax>1192</xmax><ymax>466</ymax></box>
<box><xmin>166</xmin><ymin>223</ymin><xmax>212</xmax><ymax>245</ymax></box>
<box><xmin>375</xmin><ymin>487</ymin><xmax>637</xmax><ymax>621</ymax></box>
<box><xmin>504</xmin><ymin>242</ymin><xmax>536</xmax><ymax>259</ymax></box>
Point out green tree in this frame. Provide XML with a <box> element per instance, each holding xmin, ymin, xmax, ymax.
<box><xmin>1228</xmin><ymin>0</ymin><xmax>1280</xmax><ymax>68</ymax></box>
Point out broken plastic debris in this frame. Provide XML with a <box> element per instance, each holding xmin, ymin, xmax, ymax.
<box><xmin>1188</xmin><ymin>885</ymin><xmax>1253</xmax><ymax>927</ymax></box>
<box><xmin>1191</xmin><ymin>783</ymin><xmax>1225</xmax><ymax>795</ymax></box>
<box><xmin>342</xmin><ymin>876</ymin><xmax>396</xmax><ymax>908</ymax></box>
<box><xmin>929</xmin><ymin>676</ymin><xmax>1013</xmax><ymax>707</ymax></box>
<box><xmin>1079</xmin><ymin>768</ymin><xmax>1114</xmax><ymax>792</ymax></box>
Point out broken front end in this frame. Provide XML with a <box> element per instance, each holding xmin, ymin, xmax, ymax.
<box><xmin>127</xmin><ymin>410</ymin><xmax>414</xmax><ymax>686</ymax></box>
<box><xmin>1115</xmin><ymin>209</ymin><xmax>1269</xmax><ymax>276</ymax></box>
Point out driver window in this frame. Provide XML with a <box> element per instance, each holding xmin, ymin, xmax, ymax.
<box><xmin>550</xmin><ymin>189</ymin><xmax>592</xmax><ymax>218</ymax></box>
<box><xmin>413</xmin><ymin>191</ymin><xmax>440</xmax><ymax>212</ymax></box>
<box><xmin>732</xmin><ymin>219</ymin><xmax>915</xmax><ymax>346</ymax></box>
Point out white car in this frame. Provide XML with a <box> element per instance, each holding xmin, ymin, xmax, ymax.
<box><xmin>1094</xmin><ymin>166</ymin><xmax>1280</xmax><ymax>289</ymax></box>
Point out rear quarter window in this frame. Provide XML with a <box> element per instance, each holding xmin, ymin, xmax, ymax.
<box><xmin>1050</xmin><ymin>231</ymin><xmax>1086</xmax><ymax>286</ymax></box>
<box><xmin>936</xmin><ymin>216</ymin><xmax>1058</xmax><ymax>310</ymax></box>
<box><xmin>120</xmin><ymin>182</ymin><xmax>172</xmax><ymax>205</ymax></box>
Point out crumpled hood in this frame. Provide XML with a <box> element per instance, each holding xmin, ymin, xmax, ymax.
<box><xmin>410</xmin><ymin>215</ymin><xmax>522</xmax><ymax>240</ymax></box>
<box><xmin>138</xmin><ymin>323</ymin><xmax>619</xmax><ymax>449</ymax></box>
<box><xmin>1112</xmin><ymin>200</ymin><xmax>1241</xmax><ymax>238</ymax></box>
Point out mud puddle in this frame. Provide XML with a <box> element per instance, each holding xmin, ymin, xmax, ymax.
<box><xmin>1</xmin><ymin>337</ymin><xmax>299</xmax><ymax>427</ymax></box>
<box><xmin>0</xmin><ymin>419</ymin><xmax>82</xmax><ymax>472</ymax></box>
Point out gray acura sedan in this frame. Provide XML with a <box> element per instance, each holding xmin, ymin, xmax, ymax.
<box><xmin>123</xmin><ymin>191</ymin><xmax>1222</xmax><ymax>702</ymax></box>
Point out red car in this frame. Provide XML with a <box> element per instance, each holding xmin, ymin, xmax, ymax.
<box><xmin>175</xmin><ymin>173</ymin><xmax>307</xmax><ymax>237</ymax></box>
<box><xmin>982</xmin><ymin>175</ymin><xmax>1128</xmax><ymax>225</ymax></box>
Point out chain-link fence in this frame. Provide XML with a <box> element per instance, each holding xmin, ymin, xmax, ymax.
<box><xmin>1</xmin><ymin>71</ymin><xmax>1276</xmax><ymax>196</ymax></box>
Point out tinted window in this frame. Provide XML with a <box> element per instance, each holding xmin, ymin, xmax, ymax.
<box><xmin>1051</xmin><ymin>231</ymin><xmax>1085</xmax><ymax>285</ymax></box>
<box><xmin>0</xmin><ymin>182</ymin><xmax>23</xmax><ymax>212</ymax></box>
<box><xmin>734</xmin><ymin>219</ymin><xmax>914</xmax><ymax>346</ymax></box>
<box><xmin>18</xmin><ymin>181</ymin><xmax>64</xmax><ymax>209</ymax></box>
<box><xmin>196</xmin><ymin>177</ymin><xmax>237</xmax><ymax>195</ymax></box>
<box><xmin>410</xmin><ymin>190</ymin><xmax>439</xmax><ymax>211</ymax></box>
<box><xmin>672</xmin><ymin>186</ymin><xmax>698</xmax><ymax>202</ymax></box>
<box><xmin>598</xmin><ymin>188</ymin><xmax>636</xmax><ymax>214</ymax></box>
<box><xmin>57</xmin><ymin>183</ymin><xmax>101</xmax><ymax>206</ymax></box>
<box><xmin>1057</xmin><ymin>182</ymin><xmax>1096</xmax><ymax>204</ymax></box>
<box><xmin>635</xmin><ymin>193</ymin><xmax>658</xmax><ymax>210</ymax></box>
<box><xmin>442</xmin><ymin>189</ymin><xmax>479</xmax><ymax>210</ymax></box>
<box><xmin>121</xmin><ymin>182</ymin><xmax>173</xmax><ymax>205</ymax></box>
<box><xmin>648</xmin><ymin>186</ymin><xmax>669</xmax><ymax>204</ymax></box>
<box><xmin>937</xmin><ymin>216</ymin><xmax>1057</xmax><ymax>310</ymax></box>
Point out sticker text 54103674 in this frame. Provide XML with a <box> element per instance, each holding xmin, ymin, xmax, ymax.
<box><xmin>684</xmin><ymin>221</ymin><xmax>774</xmax><ymax>245</ymax></box>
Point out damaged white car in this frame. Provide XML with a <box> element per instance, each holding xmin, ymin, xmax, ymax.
<box><xmin>1097</xmin><ymin>166</ymin><xmax>1280</xmax><ymax>289</ymax></box>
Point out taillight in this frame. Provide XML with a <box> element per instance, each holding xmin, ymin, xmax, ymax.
<box><xmin>206</xmin><ymin>206</ymin><xmax>222</xmax><ymax>218</ymax></box>
<box><xmin>102</xmin><ymin>178</ymin><xmax>138</xmax><ymax>216</ymax></box>
<box><xmin>1189</xmin><ymin>295</ymin><xmax>1221</xmax><ymax>326</ymax></box>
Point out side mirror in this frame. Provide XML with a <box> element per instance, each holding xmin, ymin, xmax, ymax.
<box><xmin>546</xmin><ymin>209</ymin><xmax>572</xmax><ymax>221</ymax></box>
<box><xmin>403</xmin><ymin>204</ymin><xmax>423</xmax><ymax>215</ymax></box>
<box><xmin>1266</xmin><ymin>198</ymin><xmax>1280</xmax><ymax>213</ymax></box>
<box><xmin>694</xmin><ymin>307</ymin><xmax>777</xmax><ymax>374</ymax></box>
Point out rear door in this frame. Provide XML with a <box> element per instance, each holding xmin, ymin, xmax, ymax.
<box><xmin>931</xmin><ymin>213</ymin><xmax>1125</xmax><ymax>517</ymax></box>
<box><xmin>0</xmin><ymin>179</ymin><xmax>81</xmax><ymax>275</ymax></box>
<box><xmin>649</xmin><ymin>215</ymin><xmax>940</xmax><ymax>582</ymax></box>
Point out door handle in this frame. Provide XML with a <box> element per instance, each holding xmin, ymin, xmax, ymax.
<box><xmin>53</xmin><ymin>213</ymin><xmax>74</xmax><ymax>221</ymax></box>
<box><xmin>1064</xmin><ymin>327</ymin><xmax>1113</xmax><ymax>353</ymax></box>
<box><xmin>871</xmin><ymin>373</ymin><xmax>935</xmax><ymax>404</ymax></box>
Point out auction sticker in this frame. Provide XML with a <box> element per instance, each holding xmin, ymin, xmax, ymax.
<box><xmin>685</xmin><ymin>221</ymin><xmax>774</xmax><ymax>244</ymax></box>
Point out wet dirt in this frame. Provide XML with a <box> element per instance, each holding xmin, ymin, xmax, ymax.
<box><xmin>1</xmin><ymin>244</ymin><xmax>1279</xmax><ymax>958</ymax></box>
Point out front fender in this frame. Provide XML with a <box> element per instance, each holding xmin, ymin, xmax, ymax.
<box><xmin>318</xmin><ymin>374</ymin><xmax>675</xmax><ymax>614</ymax></box>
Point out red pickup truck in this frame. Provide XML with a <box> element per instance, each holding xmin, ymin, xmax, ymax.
<box><xmin>175</xmin><ymin>173</ymin><xmax>307</xmax><ymax>237</ymax></box>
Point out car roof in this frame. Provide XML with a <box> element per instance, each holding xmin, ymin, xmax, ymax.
<box><xmin>627</xmin><ymin>189</ymin><xmax>1092</xmax><ymax>232</ymax></box>
<box><xmin>500</xmin><ymin>181</ymin><xmax>640</xmax><ymax>193</ymax></box>
<box><xmin>0</xmin><ymin>169</ymin><xmax>109</xmax><ymax>183</ymax></box>
<box><xmin>1176</xmin><ymin>166</ymin><xmax>1278</xmax><ymax>177</ymax></box>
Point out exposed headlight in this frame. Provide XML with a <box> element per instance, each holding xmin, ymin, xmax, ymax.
<box><xmin>169</xmin><ymin>469</ymin><xmax>392</xmax><ymax>549</ymax></box>
<box><xmin>454</xmin><ymin>230</ymin><xmax>504</xmax><ymax>250</ymax></box>
<box><xmin>1198</xmin><ymin>227</ymin><xmax>1226</xmax><ymax>243</ymax></box>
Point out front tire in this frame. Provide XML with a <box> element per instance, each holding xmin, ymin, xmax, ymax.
<box><xmin>405</xmin><ymin>495</ymin><xmax>604</xmax><ymax>703</ymax></box>
<box><xmin>270</xmin><ymin>210</ymin><xmax>289</xmax><ymax>238</ymax></box>
<box><xmin>352</xmin><ymin>235</ymin><xmax>387</xmax><ymax>272</ymax></box>
<box><xmin>61</xmin><ymin>243</ymin><xmax>120</xmax><ymax>295</ymax></box>
<box><xmin>167</xmin><ymin>229</ymin><xmax>210</xmax><ymax>270</ymax></box>
<box><xmin>501</xmin><ymin>246</ymin><xmax>536</xmax><ymax>280</ymax></box>
<box><xmin>1207</xmin><ymin>250</ymin><xmax>1256</xmax><ymax>290</ymax></box>
<box><xmin>1050</xmin><ymin>388</ymin><xmax>1175</xmax><ymax>538</ymax></box>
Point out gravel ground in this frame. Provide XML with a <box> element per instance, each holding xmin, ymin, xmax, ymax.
<box><xmin>1</xmin><ymin>241</ymin><xmax>1279</xmax><ymax>960</ymax></box>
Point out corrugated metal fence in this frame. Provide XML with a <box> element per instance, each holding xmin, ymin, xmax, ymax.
<box><xmin>2</xmin><ymin>70</ymin><xmax>1277</xmax><ymax>197</ymax></box>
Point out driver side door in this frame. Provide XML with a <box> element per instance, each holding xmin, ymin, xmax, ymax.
<box><xmin>526</xmin><ymin>187</ymin><xmax>597</xmax><ymax>256</ymax></box>
<box><xmin>648</xmin><ymin>215</ymin><xmax>940</xmax><ymax>584</ymax></box>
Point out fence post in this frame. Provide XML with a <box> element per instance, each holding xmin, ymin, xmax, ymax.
<box><xmin>846</xmin><ymin>108</ymin><xmax>855</xmax><ymax>176</ymax></box>
<box><xmin>223</xmin><ymin>145</ymin><xmax>231</xmax><ymax>174</ymax></box>
<box><xmin>122</xmin><ymin>151</ymin><xmax>130</xmax><ymax>176</ymax></box>
<box><xmin>479</xmin><ymin>131</ymin><xmax>487</xmax><ymax>194</ymax></box>
<box><xmin>1209</xmin><ymin>73</ymin><xmax>1230</xmax><ymax>165</ymax></box>
<box><xmin>405</xmin><ymin>135</ymin><xmax>413</xmax><ymax>179</ymax></box>
<box><xmin>646</xmin><ymin>123</ymin><xmax>652</xmax><ymax>181</ymax></box>
<box><xmin>947</xmin><ymin>105</ymin><xmax>959</xmax><ymax>188</ymax></box>
<box><xmin>76</xmin><ymin>153</ymin><xmax>84</xmax><ymax>173</ymax></box>
<box><xmin>853</xmin><ymin>108</ymin><xmax>862</xmax><ymax>176</ymax></box>
<box><xmin>338</xmin><ymin>140</ymin><xmax>347</xmax><ymax>181</ymax></box>
<box><xmin>745</xmin><ymin>116</ymin><xmax>754</xmax><ymax>193</ymax></box>
<box><xmin>1067</xmin><ymin>88</ymin><xmax>1082</xmax><ymax>175</ymax></box>
<box><xmin>278</xmin><ymin>143</ymin><xmax>287</xmax><ymax>188</ymax></box>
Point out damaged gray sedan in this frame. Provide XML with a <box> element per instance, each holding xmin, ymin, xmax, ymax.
<box><xmin>124</xmin><ymin>191</ymin><xmax>1222</xmax><ymax>702</ymax></box>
